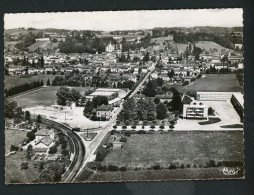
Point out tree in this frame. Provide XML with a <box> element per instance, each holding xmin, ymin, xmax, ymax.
<box><xmin>46</xmin><ymin>78</ymin><xmax>51</xmax><ymax>86</ymax></box>
<box><xmin>142</xmin><ymin>80</ymin><xmax>157</xmax><ymax>97</ymax></box>
<box><xmin>27</xmin><ymin>131</ymin><xmax>35</xmax><ymax>141</ymax></box>
<box><xmin>25</xmin><ymin>111</ymin><xmax>31</xmax><ymax>120</ymax></box>
<box><xmin>40</xmin><ymin>56</ymin><xmax>44</xmax><ymax>68</ymax></box>
<box><xmin>5</xmin><ymin>100</ymin><xmax>18</xmax><ymax>118</ymax></box>
<box><xmin>143</xmin><ymin>52</ymin><xmax>150</xmax><ymax>62</ymax></box>
<box><xmin>56</xmin><ymin>86</ymin><xmax>71</xmax><ymax>106</ymax></box>
<box><xmin>156</xmin><ymin>77</ymin><xmax>164</xmax><ymax>86</ymax></box>
<box><xmin>70</xmin><ymin>88</ymin><xmax>81</xmax><ymax>103</ymax></box>
<box><xmin>154</xmin><ymin>97</ymin><xmax>160</xmax><ymax>104</ymax></box>
<box><xmin>36</xmin><ymin>115</ymin><xmax>42</xmax><ymax>123</ymax></box>
<box><xmin>156</xmin><ymin>103</ymin><xmax>168</xmax><ymax>120</ymax></box>
<box><xmin>61</xmin><ymin>149</ymin><xmax>69</xmax><ymax>156</ymax></box>
<box><xmin>49</xmin><ymin>145</ymin><xmax>57</xmax><ymax>154</ymax></box>
<box><xmin>170</xmin><ymin>88</ymin><xmax>182</xmax><ymax>111</ymax></box>
<box><xmin>92</xmin><ymin>96</ymin><xmax>108</xmax><ymax>108</ymax></box>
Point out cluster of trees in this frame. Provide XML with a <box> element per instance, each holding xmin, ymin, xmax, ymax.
<box><xmin>4</xmin><ymin>100</ymin><xmax>23</xmax><ymax>118</ymax></box>
<box><xmin>15</xmin><ymin>31</ymin><xmax>43</xmax><ymax>51</ymax></box>
<box><xmin>33</xmin><ymin>162</ymin><xmax>66</xmax><ymax>183</ymax></box>
<box><xmin>173</xmin><ymin>32</ymin><xmax>234</xmax><ymax>50</ymax></box>
<box><xmin>56</xmin><ymin>86</ymin><xmax>81</xmax><ymax>106</ymax></box>
<box><xmin>236</xmin><ymin>69</ymin><xmax>244</xmax><ymax>86</ymax></box>
<box><xmin>183</xmin><ymin>44</ymin><xmax>202</xmax><ymax>60</ymax></box>
<box><xmin>83</xmin><ymin>96</ymin><xmax>109</xmax><ymax>117</ymax></box>
<box><xmin>5</xmin><ymin>80</ymin><xmax>44</xmax><ymax>97</ymax></box>
<box><xmin>118</xmin><ymin>97</ymin><xmax>169</xmax><ymax>121</ymax></box>
<box><xmin>205</xmin><ymin>66</ymin><xmax>231</xmax><ymax>74</ymax></box>
<box><xmin>142</xmin><ymin>78</ymin><xmax>164</xmax><ymax>97</ymax></box>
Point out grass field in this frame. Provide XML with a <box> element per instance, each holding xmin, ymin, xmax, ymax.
<box><xmin>102</xmin><ymin>131</ymin><xmax>244</xmax><ymax>168</ymax></box>
<box><xmin>5</xmin><ymin>151</ymin><xmax>40</xmax><ymax>184</ymax></box>
<box><xmin>9</xmin><ymin>86</ymin><xmax>59</xmax><ymax>108</ymax></box>
<box><xmin>88</xmin><ymin>167</ymin><xmax>244</xmax><ymax>182</ymax></box>
<box><xmin>5</xmin><ymin>129</ymin><xmax>27</xmax><ymax>153</ymax></box>
<box><xmin>178</xmin><ymin>74</ymin><xmax>243</xmax><ymax>94</ymax></box>
<box><xmin>5</xmin><ymin>74</ymin><xmax>57</xmax><ymax>90</ymax></box>
<box><xmin>8</xmin><ymin>86</ymin><xmax>91</xmax><ymax>108</ymax></box>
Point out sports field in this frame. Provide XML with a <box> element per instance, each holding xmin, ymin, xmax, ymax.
<box><xmin>102</xmin><ymin>131</ymin><xmax>244</xmax><ymax>168</ymax></box>
<box><xmin>178</xmin><ymin>74</ymin><xmax>243</xmax><ymax>94</ymax></box>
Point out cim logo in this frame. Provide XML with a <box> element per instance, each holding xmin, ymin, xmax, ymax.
<box><xmin>219</xmin><ymin>167</ymin><xmax>240</xmax><ymax>176</ymax></box>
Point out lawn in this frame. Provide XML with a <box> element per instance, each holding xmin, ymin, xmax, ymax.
<box><xmin>178</xmin><ymin>74</ymin><xmax>243</xmax><ymax>94</ymax></box>
<box><xmin>195</xmin><ymin>41</ymin><xmax>233</xmax><ymax>52</ymax></box>
<box><xmin>5</xmin><ymin>129</ymin><xmax>28</xmax><ymax>154</ymax></box>
<box><xmin>5</xmin><ymin>151</ymin><xmax>41</xmax><ymax>184</ymax></box>
<box><xmin>102</xmin><ymin>131</ymin><xmax>244</xmax><ymax>168</ymax></box>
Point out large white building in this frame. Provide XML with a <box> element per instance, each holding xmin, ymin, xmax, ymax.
<box><xmin>196</xmin><ymin>92</ymin><xmax>234</xmax><ymax>101</ymax></box>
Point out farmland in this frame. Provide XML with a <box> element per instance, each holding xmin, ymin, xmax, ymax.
<box><xmin>177</xmin><ymin>74</ymin><xmax>243</xmax><ymax>94</ymax></box>
<box><xmin>102</xmin><ymin>131</ymin><xmax>244</xmax><ymax>168</ymax></box>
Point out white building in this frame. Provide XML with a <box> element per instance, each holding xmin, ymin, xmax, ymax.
<box><xmin>196</xmin><ymin>92</ymin><xmax>234</xmax><ymax>101</ymax></box>
<box><xmin>183</xmin><ymin>100</ymin><xmax>208</xmax><ymax>119</ymax></box>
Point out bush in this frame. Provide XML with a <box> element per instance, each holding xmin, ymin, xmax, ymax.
<box><xmin>96</xmin><ymin>149</ymin><xmax>108</xmax><ymax>162</ymax></box>
<box><xmin>119</xmin><ymin>167</ymin><xmax>127</xmax><ymax>172</ymax></box>
<box><xmin>186</xmin><ymin>164</ymin><xmax>191</xmax><ymax>168</ymax></box>
<box><xmin>21</xmin><ymin>162</ymin><xmax>28</xmax><ymax>170</ymax></box>
<box><xmin>122</xmin><ymin>126</ymin><xmax>127</xmax><ymax>130</ymax></box>
<box><xmin>97</xmin><ymin>165</ymin><xmax>107</xmax><ymax>172</ymax></box>
<box><xmin>159</xmin><ymin>125</ymin><xmax>165</xmax><ymax>129</ymax></box>
<box><xmin>152</xmin><ymin>165</ymin><xmax>161</xmax><ymax>170</ymax></box>
<box><xmin>61</xmin><ymin>149</ymin><xmax>69</xmax><ymax>156</ymax></box>
<box><xmin>49</xmin><ymin>145</ymin><xmax>57</xmax><ymax>154</ymax></box>
<box><xmin>113</xmin><ymin>125</ymin><xmax>117</xmax><ymax>129</ymax></box>
<box><xmin>131</xmin><ymin>125</ymin><xmax>136</xmax><ymax>129</ymax></box>
<box><xmin>169</xmin><ymin>164</ymin><xmax>177</xmax><ymax>169</ymax></box>
<box><xmin>124</xmin><ymin>131</ymin><xmax>131</xmax><ymax>137</ymax></box>
<box><xmin>138</xmin><ymin>130</ymin><xmax>146</xmax><ymax>134</ymax></box>
<box><xmin>142</xmin><ymin>125</ymin><xmax>145</xmax><ymax>129</ymax></box>
<box><xmin>107</xmin><ymin>165</ymin><xmax>119</xmax><ymax>172</ymax></box>
<box><xmin>111</xmin><ymin>130</ymin><xmax>116</xmax><ymax>135</ymax></box>
<box><xmin>116</xmin><ymin>120</ymin><xmax>120</xmax><ymax>125</ymax></box>
<box><xmin>10</xmin><ymin>144</ymin><xmax>19</xmax><ymax>152</ymax></box>
<box><xmin>180</xmin><ymin>164</ymin><xmax>185</xmax><ymax>169</ymax></box>
<box><xmin>152</xmin><ymin>120</ymin><xmax>157</xmax><ymax>125</ymax></box>
<box><xmin>150</xmin><ymin>126</ymin><xmax>155</xmax><ymax>129</ymax></box>
<box><xmin>207</xmin><ymin>159</ymin><xmax>216</xmax><ymax>167</ymax></box>
<box><xmin>125</xmin><ymin>120</ymin><xmax>130</xmax><ymax>126</ymax></box>
<box><xmin>143</xmin><ymin>120</ymin><xmax>148</xmax><ymax>125</ymax></box>
<box><xmin>120</xmin><ymin>136</ymin><xmax>127</xmax><ymax>142</ymax></box>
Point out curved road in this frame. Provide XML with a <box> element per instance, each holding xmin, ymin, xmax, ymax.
<box><xmin>42</xmin><ymin>118</ymin><xmax>85</xmax><ymax>183</ymax></box>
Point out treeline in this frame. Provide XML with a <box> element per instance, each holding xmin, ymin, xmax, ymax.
<box><xmin>173</xmin><ymin>32</ymin><xmax>234</xmax><ymax>50</ymax></box>
<box><xmin>5</xmin><ymin>80</ymin><xmax>44</xmax><ymax>97</ymax></box>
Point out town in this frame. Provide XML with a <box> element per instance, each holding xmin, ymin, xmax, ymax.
<box><xmin>4</xmin><ymin>14</ymin><xmax>244</xmax><ymax>183</ymax></box>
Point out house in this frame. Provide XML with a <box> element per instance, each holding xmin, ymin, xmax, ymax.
<box><xmin>35</xmin><ymin>128</ymin><xmax>55</xmax><ymax>144</ymax></box>
<box><xmin>96</xmin><ymin>104</ymin><xmax>114</xmax><ymax>120</ymax></box>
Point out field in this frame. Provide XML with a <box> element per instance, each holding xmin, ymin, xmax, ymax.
<box><xmin>177</xmin><ymin>74</ymin><xmax>243</xmax><ymax>94</ymax></box>
<box><xmin>102</xmin><ymin>131</ymin><xmax>244</xmax><ymax>168</ymax></box>
<box><xmin>88</xmin><ymin>167</ymin><xmax>244</xmax><ymax>182</ymax></box>
<box><xmin>5</xmin><ymin>129</ymin><xmax>27</xmax><ymax>153</ymax></box>
<box><xmin>27</xmin><ymin>41</ymin><xmax>59</xmax><ymax>52</ymax></box>
<box><xmin>175</xmin><ymin>41</ymin><xmax>232</xmax><ymax>54</ymax></box>
<box><xmin>195</xmin><ymin>41</ymin><xmax>233</xmax><ymax>52</ymax></box>
<box><xmin>5</xmin><ymin>151</ymin><xmax>40</xmax><ymax>184</ymax></box>
<box><xmin>8</xmin><ymin>86</ymin><xmax>91</xmax><ymax>108</ymax></box>
<box><xmin>5</xmin><ymin>74</ymin><xmax>57</xmax><ymax>90</ymax></box>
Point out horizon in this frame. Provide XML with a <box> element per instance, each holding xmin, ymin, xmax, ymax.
<box><xmin>4</xmin><ymin>9</ymin><xmax>243</xmax><ymax>31</ymax></box>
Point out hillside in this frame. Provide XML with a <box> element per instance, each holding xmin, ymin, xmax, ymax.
<box><xmin>27</xmin><ymin>41</ymin><xmax>59</xmax><ymax>51</ymax></box>
<box><xmin>195</xmin><ymin>41</ymin><xmax>233</xmax><ymax>52</ymax></box>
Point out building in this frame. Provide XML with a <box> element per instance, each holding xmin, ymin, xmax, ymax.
<box><xmin>155</xmin><ymin>93</ymin><xmax>173</xmax><ymax>103</ymax></box>
<box><xmin>183</xmin><ymin>100</ymin><xmax>208</xmax><ymax>119</ymax></box>
<box><xmin>96</xmin><ymin>104</ymin><xmax>114</xmax><ymax>120</ymax></box>
<box><xmin>197</xmin><ymin>92</ymin><xmax>234</xmax><ymax>101</ymax></box>
<box><xmin>105</xmin><ymin>42</ymin><xmax>122</xmax><ymax>53</ymax></box>
<box><xmin>35</xmin><ymin>128</ymin><xmax>55</xmax><ymax>144</ymax></box>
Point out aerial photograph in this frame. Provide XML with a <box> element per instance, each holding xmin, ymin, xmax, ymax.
<box><xmin>4</xmin><ymin>9</ymin><xmax>244</xmax><ymax>184</ymax></box>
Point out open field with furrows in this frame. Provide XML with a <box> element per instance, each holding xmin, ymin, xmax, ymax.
<box><xmin>195</xmin><ymin>41</ymin><xmax>233</xmax><ymax>52</ymax></box>
<box><xmin>89</xmin><ymin>167</ymin><xmax>244</xmax><ymax>182</ymax></box>
<box><xmin>5</xmin><ymin>129</ymin><xmax>27</xmax><ymax>154</ymax></box>
<box><xmin>177</xmin><ymin>74</ymin><xmax>243</xmax><ymax>94</ymax></box>
<box><xmin>5</xmin><ymin>74</ymin><xmax>57</xmax><ymax>90</ymax></box>
<box><xmin>5</xmin><ymin>150</ymin><xmax>40</xmax><ymax>184</ymax></box>
<box><xmin>102</xmin><ymin>131</ymin><xmax>244</xmax><ymax>168</ymax></box>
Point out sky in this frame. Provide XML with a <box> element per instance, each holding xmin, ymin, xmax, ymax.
<box><xmin>4</xmin><ymin>9</ymin><xmax>243</xmax><ymax>31</ymax></box>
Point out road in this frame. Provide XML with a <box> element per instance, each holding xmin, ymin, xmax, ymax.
<box><xmin>41</xmin><ymin>118</ymin><xmax>85</xmax><ymax>183</ymax></box>
<box><xmin>74</xmin><ymin>64</ymin><xmax>155</xmax><ymax>181</ymax></box>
